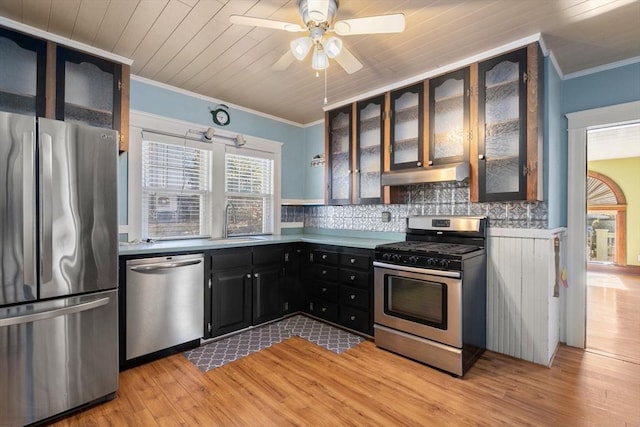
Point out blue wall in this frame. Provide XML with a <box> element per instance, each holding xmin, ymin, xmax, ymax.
<box><xmin>130</xmin><ymin>78</ymin><xmax>308</xmax><ymax>199</ymax></box>
<box><xmin>304</xmin><ymin>122</ymin><xmax>325</xmax><ymax>201</ymax></box>
<box><xmin>562</xmin><ymin>62</ymin><xmax>640</xmax><ymax>114</ymax></box>
<box><xmin>545</xmin><ymin>58</ymin><xmax>566</xmax><ymax>228</ymax></box>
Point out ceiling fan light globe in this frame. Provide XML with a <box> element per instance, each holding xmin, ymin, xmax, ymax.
<box><xmin>312</xmin><ymin>48</ymin><xmax>329</xmax><ymax>70</ymax></box>
<box><xmin>324</xmin><ymin>36</ymin><xmax>343</xmax><ymax>58</ymax></box>
<box><xmin>290</xmin><ymin>37</ymin><xmax>313</xmax><ymax>60</ymax></box>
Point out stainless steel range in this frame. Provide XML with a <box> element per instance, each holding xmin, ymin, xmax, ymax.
<box><xmin>373</xmin><ymin>215</ymin><xmax>487</xmax><ymax>376</ymax></box>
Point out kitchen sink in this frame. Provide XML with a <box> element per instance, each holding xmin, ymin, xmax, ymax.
<box><xmin>209</xmin><ymin>236</ymin><xmax>268</xmax><ymax>244</ymax></box>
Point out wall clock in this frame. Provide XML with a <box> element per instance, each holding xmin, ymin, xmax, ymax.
<box><xmin>210</xmin><ymin>104</ymin><xmax>230</xmax><ymax>126</ymax></box>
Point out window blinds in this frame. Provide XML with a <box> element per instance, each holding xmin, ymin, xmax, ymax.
<box><xmin>225</xmin><ymin>152</ymin><xmax>274</xmax><ymax>236</ymax></box>
<box><xmin>142</xmin><ymin>140</ymin><xmax>210</xmax><ymax>239</ymax></box>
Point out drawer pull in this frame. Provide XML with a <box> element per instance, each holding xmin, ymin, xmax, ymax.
<box><xmin>350</xmin><ymin>315</ymin><xmax>356</xmax><ymax>321</ymax></box>
<box><xmin>322</xmin><ymin>307</ymin><xmax>327</xmax><ymax>312</ymax></box>
<box><xmin>350</xmin><ymin>275</ymin><xmax>356</xmax><ymax>281</ymax></box>
<box><xmin>322</xmin><ymin>254</ymin><xmax>327</xmax><ymax>260</ymax></box>
<box><xmin>350</xmin><ymin>294</ymin><xmax>356</xmax><ymax>300</ymax></box>
<box><xmin>246</xmin><ymin>274</ymin><xmax>252</xmax><ymax>279</ymax></box>
<box><xmin>350</xmin><ymin>258</ymin><xmax>356</xmax><ymax>264</ymax></box>
<box><xmin>322</xmin><ymin>269</ymin><xmax>327</xmax><ymax>275</ymax></box>
<box><xmin>322</xmin><ymin>287</ymin><xmax>327</xmax><ymax>292</ymax></box>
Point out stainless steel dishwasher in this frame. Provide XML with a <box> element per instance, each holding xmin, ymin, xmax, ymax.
<box><xmin>125</xmin><ymin>253</ymin><xmax>204</xmax><ymax>361</ymax></box>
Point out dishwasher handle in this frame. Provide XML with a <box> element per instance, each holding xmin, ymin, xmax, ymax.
<box><xmin>128</xmin><ymin>259</ymin><xmax>202</xmax><ymax>273</ymax></box>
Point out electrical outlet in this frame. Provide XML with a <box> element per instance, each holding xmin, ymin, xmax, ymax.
<box><xmin>637</xmin><ymin>254</ymin><xmax>640</xmax><ymax>263</ymax></box>
<box><xmin>381</xmin><ymin>211</ymin><xmax>391</xmax><ymax>223</ymax></box>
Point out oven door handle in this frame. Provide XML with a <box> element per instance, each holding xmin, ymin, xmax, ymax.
<box><xmin>373</xmin><ymin>261</ymin><xmax>461</xmax><ymax>279</ymax></box>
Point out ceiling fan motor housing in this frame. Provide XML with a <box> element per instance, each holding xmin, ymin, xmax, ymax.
<box><xmin>298</xmin><ymin>0</ymin><xmax>338</xmax><ymax>26</ymax></box>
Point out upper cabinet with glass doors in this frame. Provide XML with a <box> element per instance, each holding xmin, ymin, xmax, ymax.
<box><xmin>326</xmin><ymin>105</ymin><xmax>352</xmax><ymax>205</ymax></box>
<box><xmin>389</xmin><ymin>82</ymin><xmax>425</xmax><ymax>170</ymax></box>
<box><xmin>0</xmin><ymin>26</ymin><xmax>130</xmax><ymax>152</ymax></box>
<box><xmin>474</xmin><ymin>44</ymin><xmax>542</xmax><ymax>202</ymax></box>
<box><xmin>428</xmin><ymin>68</ymin><xmax>469</xmax><ymax>166</ymax></box>
<box><xmin>0</xmin><ymin>27</ymin><xmax>46</xmax><ymax>117</ymax></box>
<box><xmin>355</xmin><ymin>95</ymin><xmax>384</xmax><ymax>204</ymax></box>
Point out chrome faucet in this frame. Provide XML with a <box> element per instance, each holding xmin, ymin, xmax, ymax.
<box><xmin>223</xmin><ymin>203</ymin><xmax>235</xmax><ymax>238</ymax></box>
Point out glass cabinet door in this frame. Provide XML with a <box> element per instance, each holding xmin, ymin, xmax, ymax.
<box><xmin>478</xmin><ymin>48</ymin><xmax>527</xmax><ymax>201</ymax></box>
<box><xmin>355</xmin><ymin>95</ymin><xmax>384</xmax><ymax>204</ymax></box>
<box><xmin>428</xmin><ymin>68</ymin><xmax>469</xmax><ymax>165</ymax></box>
<box><xmin>56</xmin><ymin>46</ymin><xmax>121</xmax><ymax>129</ymax></box>
<box><xmin>327</xmin><ymin>106</ymin><xmax>352</xmax><ymax>205</ymax></box>
<box><xmin>0</xmin><ymin>28</ymin><xmax>46</xmax><ymax>116</ymax></box>
<box><xmin>390</xmin><ymin>82</ymin><xmax>424</xmax><ymax>170</ymax></box>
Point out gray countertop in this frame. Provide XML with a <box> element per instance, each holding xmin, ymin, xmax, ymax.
<box><xmin>119</xmin><ymin>233</ymin><xmax>402</xmax><ymax>256</ymax></box>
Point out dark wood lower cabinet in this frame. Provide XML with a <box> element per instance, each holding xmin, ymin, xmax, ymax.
<box><xmin>211</xmin><ymin>267</ymin><xmax>252</xmax><ymax>337</ymax></box>
<box><xmin>305</xmin><ymin>245</ymin><xmax>374</xmax><ymax>336</ymax></box>
<box><xmin>204</xmin><ymin>243</ymin><xmax>374</xmax><ymax>340</ymax></box>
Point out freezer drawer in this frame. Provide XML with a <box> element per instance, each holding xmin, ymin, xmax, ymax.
<box><xmin>125</xmin><ymin>254</ymin><xmax>204</xmax><ymax>360</ymax></box>
<box><xmin>0</xmin><ymin>289</ymin><xmax>118</xmax><ymax>427</ymax></box>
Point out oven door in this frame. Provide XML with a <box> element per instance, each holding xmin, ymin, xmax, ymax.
<box><xmin>374</xmin><ymin>261</ymin><xmax>462</xmax><ymax>348</ymax></box>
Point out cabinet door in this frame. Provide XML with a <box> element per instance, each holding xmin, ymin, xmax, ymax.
<box><xmin>0</xmin><ymin>27</ymin><xmax>46</xmax><ymax>117</ymax></box>
<box><xmin>477</xmin><ymin>48</ymin><xmax>527</xmax><ymax>201</ymax></box>
<box><xmin>252</xmin><ymin>264</ymin><xmax>284</xmax><ymax>325</ymax></box>
<box><xmin>210</xmin><ymin>267</ymin><xmax>252</xmax><ymax>337</ymax></box>
<box><xmin>390</xmin><ymin>82</ymin><xmax>424</xmax><ymax>170</ymax></box>
<box><xmin>355</xmin><ymin>95</ymin><xmax>384</xmax><ymax>204</ymax></box>
<box><xmin>327</xmin><ymin>105</ymin><xmax>352</xmax><ymax>205</ymax></box>
<box><xmin>428</xmin><ymin>68</ymin><xmax>469</xmax><ymax>165</ymax></box>
<box><xmin>55</xmin><ymin>46</ymin><xmax>121</xmax><ymax>130</ymax></box>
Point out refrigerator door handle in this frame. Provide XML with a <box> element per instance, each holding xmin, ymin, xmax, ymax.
<box><xmin>23</xmin><ymin>130</ymin><xmax>36</xmax><ymax>288</ymax></box>
<box><xmin>0</xmin><ymin>296</ymin><xmax>109</xmax><ymax>327</ymax></box>
<box><xmin>40</xmin><ymin>132</ymin><xmax>53</xmax><ymax>284</ymax></box>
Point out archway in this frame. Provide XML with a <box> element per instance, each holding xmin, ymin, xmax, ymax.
<box><xmin>586</xmin><ymin>171</ymin><xmax>627</xmax><ymax>266</ymax></box>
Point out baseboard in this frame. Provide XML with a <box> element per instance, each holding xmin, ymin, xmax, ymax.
<box><xmin>587</xmin><ymin>263</ymin><xmax>640</xmax><ymax>275</ymax></box>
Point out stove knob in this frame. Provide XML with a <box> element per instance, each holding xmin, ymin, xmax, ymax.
<box><xmin>382</xmin><ymin>253</ymin><xmax>391</xmax><ymax>260</ymax></box>
<box><xmin>426</xmin><ymin>258</ymin><xmax>435</xmax><ymax>266</ymax></box>
<box><xmin>392</xmin><ymin>254</ymin><xmax>402</xmax><ymax>263</ymax></box>
<box><xmin>440</xmin><ymin>259</ymin><xmax>450</xmax><ymax>268</ymax></box>
<box><xmin>408</xmin><ymin>256</ymin><xmax>418</xmax><ymax>265</ymax></box>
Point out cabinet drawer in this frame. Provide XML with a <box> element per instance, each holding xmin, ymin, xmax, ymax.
<box><xmin>310</xmin><ymin>281</ymin><xmax>338</xmax><ymax>302</ymax></box>
<box><xmin>312</xmin><ymin>250</ymin><xmax>338</xmax><ymax>265</ymax></box>
<box><xmin>210</xmin><ymin>247</ymin><xmax>252</xmax><ymax>269</ymax></box>
<box><xmin>311</xmin><ymin>265</ymin><xmax>338</xmax><ymax>281</ymax></box>
<box><xmin>339</xmin><ymin>253</ymin><xmax>371</xmax><ymax>270</ymax></box>
<box><xmin>339</xmin><ymin>306</ymin><xmax>370</xmax><ymax>335</ymax></box>
<box><xmin>339</xmin><ymin>285</ymin><xmax>370</xmax><ymax>310</ymax></box>
<box><xmin>253</xmin><ymin>245</ymin><xmax>285</xmax><ymax>265</ymax></box>
<box><xmin>339</xmin><ymin>268</ymin><xmax>370</xmax><ymax>288</ymax></box>
<box><xmin>309</xmin><ymin>298</ymin><xmax>338</xmax><ymax>323</ymax></box>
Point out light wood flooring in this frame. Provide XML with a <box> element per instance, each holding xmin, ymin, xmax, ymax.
<box><xmin>54</xmin><ymin>336</ymin><xmax>640</xmax><ymax>426</ymax></box>
<box><xmin>587</xmin><ymin>270</ymin><xmax>640</xmax><ymax>364</ymax></box>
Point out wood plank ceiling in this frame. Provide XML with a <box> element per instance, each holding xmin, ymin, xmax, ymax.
<box><xmin>1</xmin><ymin>0</ymin><xmax>639</xmax><ymax>124</ymax></box>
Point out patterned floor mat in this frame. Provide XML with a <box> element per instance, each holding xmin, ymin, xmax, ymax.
<box><xmin>184</xmin><ymin>315</ymin><xmax>365</xmax><ymax>372</ymax></box>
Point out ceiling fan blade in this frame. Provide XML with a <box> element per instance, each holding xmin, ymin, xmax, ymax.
<box><xmin>334</xmin><ymin>46</ymin><xmax>363</xmax><ymax>74</ymax></box>
<box><xmin>334</xmin><ymin>13</ymin><xmax>405</xmax><ymax>36</ymax></box>
<box><xmin>272</xmin><ymin>51</ymin><xmax>296</xmax><ymax>71</ymax></box>
<box><xmin>229</xmin><ymin>15</ymin><xmax>305</xmax><ymax>32</ymax></box>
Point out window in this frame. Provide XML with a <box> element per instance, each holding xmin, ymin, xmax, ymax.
<box><xmin>128</xmin><ymin>112</ymin><xmax>282</xmax><ymax>242</ymax></box>
<box><xmin>141</xmin><ymin>140</ymin><xmax>210</xmax><ymax>239</ymax></box>
<box><xmin>225</xmin><ymin>149</ymin><xmax>274</xmax><ymax>236</ymax></box>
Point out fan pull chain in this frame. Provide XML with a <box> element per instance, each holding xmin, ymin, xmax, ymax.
<box><xmin>323</xmin><ymin>67</ymin><xmax>328</xmax><ymax>105</ymax></box>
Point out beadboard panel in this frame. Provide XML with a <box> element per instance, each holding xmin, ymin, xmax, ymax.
<box><xmin>486</xmin><ymin>232</ymin><xmax>564</xmax><ymax>366</ymax></box>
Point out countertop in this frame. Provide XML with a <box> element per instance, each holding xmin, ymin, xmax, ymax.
<box><xmin>119</xmin><ymin>233</ymin><xmax>403</xmax><ymax>256</ymax></box>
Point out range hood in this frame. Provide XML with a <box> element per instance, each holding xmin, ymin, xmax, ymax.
<box><xmin>381</xmin><ymin>162</ymin><xmax>469</xmax><ymax>186</ymax></box>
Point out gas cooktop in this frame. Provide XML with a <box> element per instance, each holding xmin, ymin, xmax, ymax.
<box><xmin>376</xmin><ymin>241</ymin><xmax>482</xmax><ymax>256</ymax></box>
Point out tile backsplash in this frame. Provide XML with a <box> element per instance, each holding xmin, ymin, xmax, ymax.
<box><xmin>281</xmin><ymin>181</ymin><xmax>548</xmax><ymax>232</ymax></box>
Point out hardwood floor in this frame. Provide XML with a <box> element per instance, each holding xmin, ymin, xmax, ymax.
<box><xmin>54</xmin><ymin>337</ymin><xmax>640</xmax><ymax>426</ymax></box>
<box><xmin>587</xmin><ymin>270</ymin><xmax>640</xmax><ymax>364</ymax></box>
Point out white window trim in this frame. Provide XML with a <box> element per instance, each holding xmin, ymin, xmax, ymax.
<box><xmin>128</xmin><ymin>110</ymin><xmax>282</xmax><ymax>241</ymax></box>
<box><xmin>565</xmin><ymin>100</ymin><xmax>640</xmax><ymax>348</ymax></box>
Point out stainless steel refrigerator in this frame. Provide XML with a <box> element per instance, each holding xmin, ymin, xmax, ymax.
<box><xmin>0</xmin><ymin>111</ymin><xmax>119</xmax><ymax>426</ymax></box>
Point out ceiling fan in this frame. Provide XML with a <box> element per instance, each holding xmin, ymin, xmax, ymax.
<box><xmin>230</xmin><ymin>0</ymin><xmax>405</xmax><ymax>74</ymax></box>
